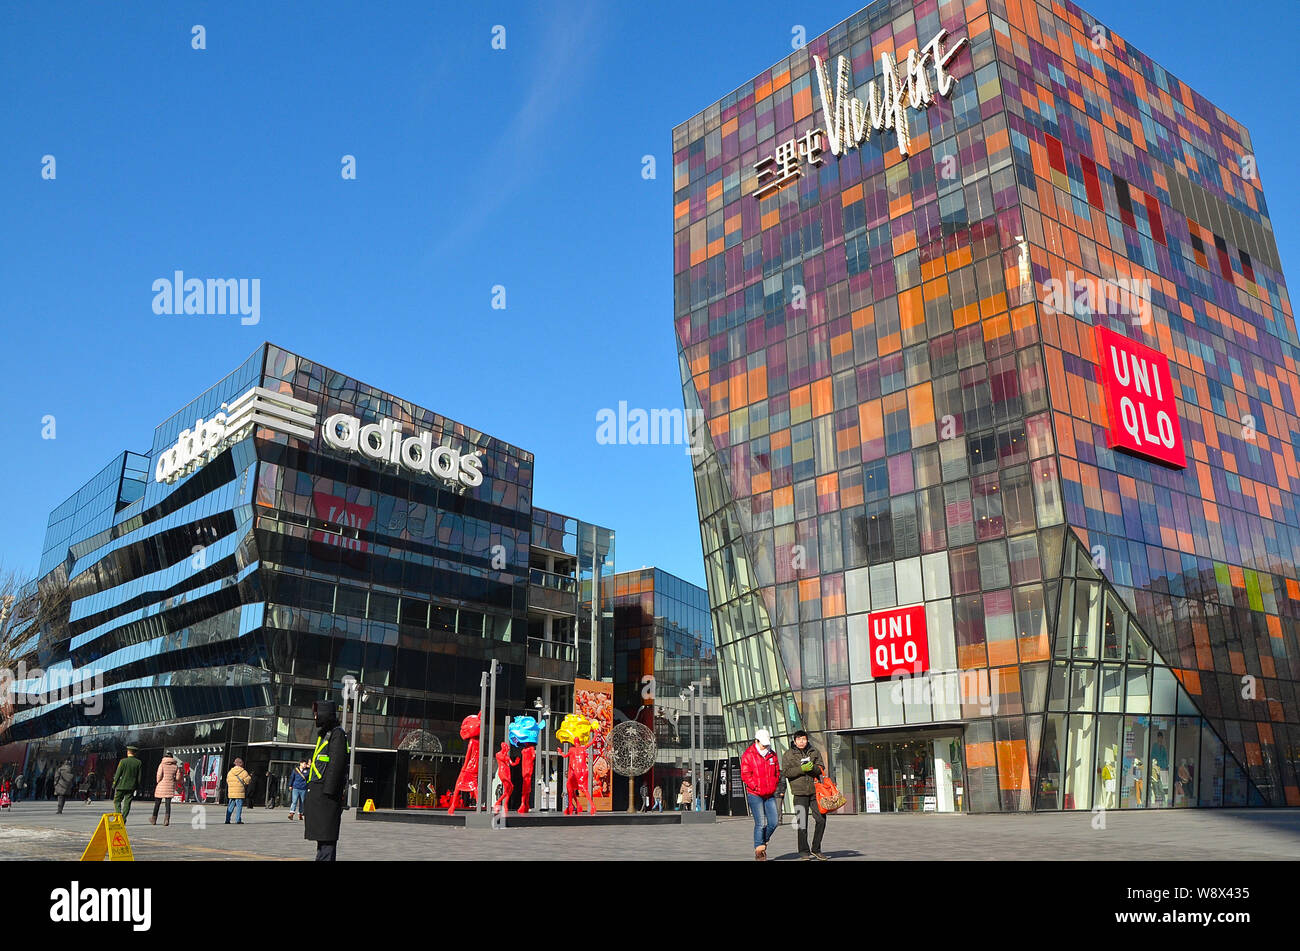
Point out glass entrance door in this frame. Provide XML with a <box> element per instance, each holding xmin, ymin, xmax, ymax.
<box><xmin>853</xmin><ymin>734</ymin><xmax>965</xmax><ymax>813</ymax></box>
<box><xmin>894</xmin><ymin>740</ymin><xmax>932</xmax><ymax>812</ymax></box>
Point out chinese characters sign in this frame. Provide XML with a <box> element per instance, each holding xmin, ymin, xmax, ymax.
<box><xmin>753</xmin><ymin>128</ymin><xmax>825</xmax><ymax>199</ymax></box>
<box><xmin>867</xmin><ymin>604</ymin><xmax>929</xmax><ymax>679</ymax></box>
<box><xmin>1094</xmin><ymin>327</ymin><xmax>1186</xmax><ymax>469</ymax></box>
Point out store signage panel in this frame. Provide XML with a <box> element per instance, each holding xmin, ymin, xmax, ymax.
<box><xmin>320</xmin><ymin>413</ymin><xmax>483</xmax><ymax>488</ymax></box>
<box><xmin>155</xmin><ymin>384</ymin><xmax>486</xmax><ymax>489</ymax></box>
<box><xmin>1094</xmin><ymin>327</ymin><xmax>1186</xmax><ymax>469</ymax></box>
<box><xmin>867</xmin><ymin>603</ymin><xmax>929</xmax><ymax>678</ymax></box>
<box><xmin>753</xmin><ymin>28</ymin><xmax>967</xmax><ymax>199</ymax></box>
<box><xmin>154</xmin><ymin>386</ymin><xmax>317</xmax><ymax>483</ymax></box>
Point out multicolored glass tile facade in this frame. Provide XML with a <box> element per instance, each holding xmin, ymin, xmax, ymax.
<box><xmin>674</xmin><ymin>0</ymin><xmax>1297</xmax><ymax>810</ymax></box>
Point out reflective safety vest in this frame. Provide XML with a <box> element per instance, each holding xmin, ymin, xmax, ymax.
<box><xmin>310</xmin><ymin>735</ymin><xmax>329</xmax><ymax>781</ymax></box>
<box><xmin>310</xmin><ymin>730</ymin><xmax>350</xmax><ymax>781</ymax></box>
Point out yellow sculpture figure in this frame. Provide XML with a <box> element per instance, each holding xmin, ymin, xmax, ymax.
<box><xmin>555</xmin><ymin>713</ymin><xmax>600</xmax><ymax>745</ymax></box>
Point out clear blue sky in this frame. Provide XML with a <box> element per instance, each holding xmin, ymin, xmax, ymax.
<box><xmin>1</xmin><ymin>0</ymin><xmax>1296</xmax><ymax>588</ymax></box>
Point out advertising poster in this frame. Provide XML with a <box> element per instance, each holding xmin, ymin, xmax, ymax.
<box><xmin>573</xmin><ymin>678</ymin><xmax>613</xmax><ymax>811</ymax></box>
<box><xmin>311</xmin><ymin>491</ymin><xmax>374</xmax><ymax>554</ymax></box>
<box><xmin>196</xmin><ymin>754</ymin><xmax>223</xmax><ymax>802</ymax></box>
<box><xmin>863</xmin><ymin>767</ymin><xmax>881</xmax><ymax>813</ymax></box>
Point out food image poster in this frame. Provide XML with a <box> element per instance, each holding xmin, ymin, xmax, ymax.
<box><xmin>573</xmin><ymin>678</ymin><xmax>614</xmax><ymax>811</ymax></box>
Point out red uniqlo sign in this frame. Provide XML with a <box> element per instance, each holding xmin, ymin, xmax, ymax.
<box><xmin>868</xmin><ymin>604</ymin><xmax>929</xmax><ymax>679</ymax></box>
<box><xmin>1094</xmin><ymin>327</ymin><xmax>1186</xmax><ymax>469</ymax></box>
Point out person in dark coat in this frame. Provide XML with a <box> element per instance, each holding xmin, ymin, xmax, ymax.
<box><xmin>304</xmin><ymin>700</ymin><xmax>349</xmax><ymax>861</ymax></box>
<box><xmin>780</xmin><ymin>730</ymin><xmax>828</xmax><ymax>860</ymax></box>
<box><xmin>53</xmin><ymin>760</ymin><xmax>78</xmax><ymax>814</ymax></box>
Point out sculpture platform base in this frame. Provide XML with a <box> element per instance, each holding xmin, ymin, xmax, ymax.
<box><xmin>356</xmin><ymin>809</ymin><xmax>716</xmax><ymax>828</ymax></box>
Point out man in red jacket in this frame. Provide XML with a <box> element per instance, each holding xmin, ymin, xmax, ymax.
<box><xmin>740</xmin><ymin>728</ymin><xmax>781</xmax><ymax>861</ymax></box>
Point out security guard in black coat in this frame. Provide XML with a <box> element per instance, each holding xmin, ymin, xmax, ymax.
<box><xmin>304</xmin><ymin>700</ymin><xmax>349</xmax><ymax>861</ymax></box>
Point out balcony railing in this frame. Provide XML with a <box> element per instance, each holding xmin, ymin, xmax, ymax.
<box><xmin>527</xmin><ymin>637</ymin><xmax>576</xmax><ymax>664</ymax></box>
<box><xmin>529</xmin><ymin>568</ymin><xmax>576</xmax><ymax>594</ymax></box>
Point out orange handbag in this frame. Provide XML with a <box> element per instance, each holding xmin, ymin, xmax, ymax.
<box><xmin>814</xmin><ymin>773</ymin><xmax>846</xmax><ymax>813</ymax></box>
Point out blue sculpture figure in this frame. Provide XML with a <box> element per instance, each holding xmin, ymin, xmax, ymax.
<box><xmin>508</xmin><ymin>715</ymin><xmax>546</xmax><ymax>746</ymax></box>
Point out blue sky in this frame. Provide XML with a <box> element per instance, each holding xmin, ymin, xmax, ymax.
<box><xmin>1</xmin><ymin>0</ymin><xmax>1296</xmax><ymax>587</ymax></box>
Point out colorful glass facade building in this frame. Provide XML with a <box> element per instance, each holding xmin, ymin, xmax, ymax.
<box><xmin>674</xmin><ymin>0</ymin><xmax>1297</xmax><ymax>811</ymax></box>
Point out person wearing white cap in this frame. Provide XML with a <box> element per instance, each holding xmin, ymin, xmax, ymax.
<box><xmin>740</xmin><ymin>727</ymin><xmax>781</xmax><ymax>860</ymax></box>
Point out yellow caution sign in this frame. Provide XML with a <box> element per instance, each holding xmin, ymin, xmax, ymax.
<box><xmin>363</xmin><ymin>799</ymin><xmax>376</xmax><ymax>812</ymax></box>
<box><xmin>80</xmin><ymin>813</ymin><xmax>135</xmax><ymax>862</ymax></box>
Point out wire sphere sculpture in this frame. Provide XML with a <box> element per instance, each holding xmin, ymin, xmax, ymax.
<box><xmin>396</xmin><ymin>729</ymin><xmax>443</xmax><ymax>754</ymax></box>
<box><xmin>610</xmin><ymin>720</ymin><xmax>656</xmax><ymax>777</ymax></box>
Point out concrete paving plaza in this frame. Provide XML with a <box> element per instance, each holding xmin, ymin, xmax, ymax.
<box><xmin>0</xmin><ymin>800</ymin><xmax>1297</xmax><ymax>860</ymax></box>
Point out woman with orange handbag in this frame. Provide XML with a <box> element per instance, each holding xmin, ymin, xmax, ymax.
<box><xmin>781</xmin><ymin>730</ymin><xmax>829</xmax><ymax>860</ymax></box>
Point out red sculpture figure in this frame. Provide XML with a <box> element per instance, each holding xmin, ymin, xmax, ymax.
<box><xmin>493</xmin><ymin>742</ymin><xmax>519</xmax><ymax>813</ymax></box>
<box><xmin>518</xmin><ymin>745</ymin><xmax>537</xmax><ymax>814</ymax></box>
<box><xmin>447</xmin><ymin>713</ymin><xmax>481</xmax><ymax>815</ymax></box>
<box><xmin>560</xmin><ymin>742</ymin><xmax>596</xmax><ymax>815</ymax></box>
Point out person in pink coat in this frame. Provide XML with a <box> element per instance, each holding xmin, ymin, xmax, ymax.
<box><xmin>152</xmin><ymin>751</ymin><xmax>180</xmax><ymax>826</ymax></box>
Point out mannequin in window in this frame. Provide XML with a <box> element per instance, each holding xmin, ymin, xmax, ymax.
<box><xmin>1130</xmin><ymin>756</ymin><xmax>1144</xmax><ymax>804</ymax></box>
<box><xmin>1099</xmin><ymin>746</ymin><xmax>1118</xmax><ymax>809</ymax></box>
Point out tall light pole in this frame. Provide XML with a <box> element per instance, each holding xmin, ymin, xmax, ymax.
<box><xmin>534</xmin><ymin>696</ymin><xmax>551</xmax><ymax>811</ymax></box>
<box><xmin>484</xmin><ymin>660</ymin><xmax>502</xmax><ymax>812</ymax></box>
<box><xmin>689</xmin><ymin>677</ymin><xmax>711</xmax><ymax>811</ymax></box>
<box><xmin>347</xmin><ymin>687</ymin><xmax>366</xmax><ymax>809</ymax></box>
<box><xmin>680</xmin><ymin>685</ymin><xmax>695</xmax><ymax>811</ymax></box>
<box><xmin>340</xmin><ymin>674</ymin><xmax>356</xmax><ymax>739</ymax></box>
<box><xmin>476</xmin><ymin>671</ymin><xmax>489</xmax><ymax>812</ymax></box>
<box><xmin>341</xmin><ymin>676</ymin><xmax>358</xmax><ymax>808</ymax></box>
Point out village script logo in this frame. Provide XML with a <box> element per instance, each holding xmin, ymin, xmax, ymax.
<box><xmin>154</xmin><ymin>385</ymin><xmax>484</xmax><ymax>490</ymax></box>
<box><xmin>753</xmin><ymin>28</ymin><xmax>967</xmax><ymax>199</ymax></box>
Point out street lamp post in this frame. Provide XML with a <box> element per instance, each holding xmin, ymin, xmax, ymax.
<box><xmin>340</xmin><ymin>674</ymin><xmax>357</xmax><ymax>739</ymax></box>
<box><xmin>689</xmin><ymin>677</ymin><xmax>710</xmax><ymax>811</ymax></box>
<box><xmin>485</xmin><ymin>661</ymin><xmax>501</xmax><ymax>812</ymax></box>
<box><xmin>340</xmin><ymin>676</ymin><xmax>358</xmax><ymax>809</ymax></box>
<box><xmin>347</xmin><ymin>687</ymin><xmax>365</xmax><ymax>809</ymax></box>
<box><xmin>476</xmin><ymin>671</ymin><xmax>489</xmax><ymax>812</ymax></box>
<box><xmin>679</xmin><ymin>686</ymin><xmax>695</xmax><ymax>812</ymax></box>
<box><xmin>533</xmin><ymin>696</ymin><xmax>551</xmax><ymax>811</ymax></box>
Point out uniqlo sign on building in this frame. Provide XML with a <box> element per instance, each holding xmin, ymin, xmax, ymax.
<box><xmin>868</xmin><ymin>605</ymin><xmax>929</xmax><ymax>679</ymax></box>
<box><xmin>1094</xmin><ymin>327</ymin><xmax>1187</xmax><ymax>469</ymax></box>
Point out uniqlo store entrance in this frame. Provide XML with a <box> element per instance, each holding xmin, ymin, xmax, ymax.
<box><xmin>851</xmin><ymin>729</ymin><xmax>967</xmax><ymax>813</ymax></box>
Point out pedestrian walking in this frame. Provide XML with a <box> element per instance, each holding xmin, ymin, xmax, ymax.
<box><xmin>781</xmin><ymin>730</ymin><xmax>829</xmax><ymax>860</ymax></box>
<box><xmin>152</xmin><ymin>751</ymin><xmax>179</xmax><ymax>826</ymax></box>
<box><xmin>287</xmin><ymin>759</ymin><xmax>308</xmax><ymax>820</ymax></box>
<box><xmin>677</xmin><ymin>779</ymin><xmax>692</xmax><ymax>811</ymax></box>
<box><xmin>740</xmin><ymin>727</ymin><xmax>781</xmax><ymax>861</ymax></box>
<box><xmin>111</xmin><ymin>745</ymin><xmax>143</xmax><ymax>821</ymax></box>
<box><xmin>305</xmin><ymin>700</ymin><xmax>349</xmax><ymax>861</ymax></box>
<box><xmin>53</xmin><ymin>759</ymin><xmax>77</xmax><ymax>814</ymax></box>
<box><xmin>639</xmin><ymin>782</ymin><xmax>648</xmax><ymax>812</ymax></box>
<box><xmin>652</xmin><ymin>784</ymin><xmax>663</xmax><ymax>812</ymax></box>
<box><xmin>80</xmin><ymin>772</ymin><xmax>95</xmax><ymax>803</ymax></box>
<box><xmin>14</xmin><ymin>773</ymin><xmax>26</xmax><ymax>802</ymax></box>
<box><xmin>224</xmin><ymin>758</ymin><xmax>252</xmax><ymax>824</ymax></box>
